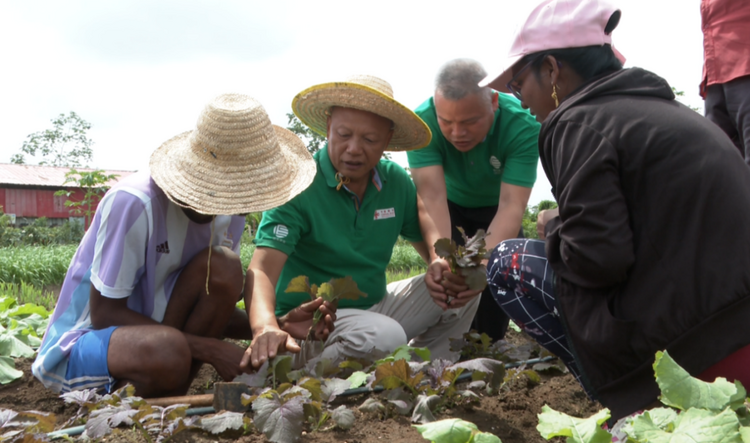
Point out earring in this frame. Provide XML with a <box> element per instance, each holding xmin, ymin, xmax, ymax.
<box><xmin>551</xmin><ymin>84</ymin><xmax>559</xmax><ymax>108</ymax></box>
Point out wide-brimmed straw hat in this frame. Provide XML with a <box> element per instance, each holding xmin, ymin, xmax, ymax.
<box><xmin>292</xmin><ymin>75</ymin><xmax>432</xmax><ymax>151</ymax></box>
<box><xmin>150</xmin><ymin>93</ymin><xmax>316</xmax><ymax>215</ymax></box>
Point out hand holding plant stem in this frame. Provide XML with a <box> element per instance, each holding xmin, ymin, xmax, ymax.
<box><xmin>433</xmin><ymin>227</ymin><xmax>491</xmax><ymax>295</ymax></box>
<box><xmin>285</xmin><ymin>275</ymin><xmax>366</xmax><ymax>340</ymax></box>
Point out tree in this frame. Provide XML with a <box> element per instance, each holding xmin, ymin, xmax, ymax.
<box><xmin>286</xmin><ymin>113</ymin><xmax>326</xmax><ymax>155</ymax></box>
<box><xmin>54</xmin><ymin>169</ymin><xmax>118</xmax><ymax>228</ymax></box>
<box><xmin>522</xmin><ymin>199</ymin><xmax>558</xmax><ymax>239</ymax></box>
<box><xmin>12</xmin><ymin>112</ymin><xmax>94</xmax><ymax>167</ymax></box>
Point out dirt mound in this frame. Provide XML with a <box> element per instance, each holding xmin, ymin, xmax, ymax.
<box><xmin>0</xmin><ymin>335</ymin><xmax>600</xmax><ymax>442</ymax></box>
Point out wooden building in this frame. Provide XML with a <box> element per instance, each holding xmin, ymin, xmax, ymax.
<box><xmin>0</xmin><ymin>163</ymin><xmax>134</xmax><ymax>227</ymax></box>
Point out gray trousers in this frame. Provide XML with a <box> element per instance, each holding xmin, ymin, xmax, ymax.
<box><xmin>705</xmin><ymin>75</ymin><xmax>750</xmax><ymax>166</ymax></box>
<box><xmin>292</xmin><ymin>274</ymin><xmax>480</xmax><ymax>369</ymax></box>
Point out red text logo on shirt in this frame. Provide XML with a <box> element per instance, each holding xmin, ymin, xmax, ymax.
<box><xmin>374</xmin><ymin>208</ymin><xmax>395</xmax><ymax>220</ymax></box>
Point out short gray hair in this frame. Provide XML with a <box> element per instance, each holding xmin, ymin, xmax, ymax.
<box><xmin>435</xmin><ymin>59</ymin><xmax>492</xmax><ymax>101</ymax></box>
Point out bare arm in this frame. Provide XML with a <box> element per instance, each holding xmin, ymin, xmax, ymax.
<box><xmin>242</xmin><ymin>247</ymin><xmax>290</xmax><ymax>368</ymax></box>
<box><xmin>411</xmin><ymin>165</ymin><xmax>451</xmax><ymax>261</ymax></box>
<box><xmin>409</xmin><ymin>240</ymin><xmax>431</xmax><ymax>266</ymax></box>
<box><xmin>484</xmin><ymin>182</ymin><xmax>532</xmax><ymax>250</ymax></box>
<box><xmin>411</xmin><ymin>165</ymin><xmax>473</xmax><ymax>309</ymax></box>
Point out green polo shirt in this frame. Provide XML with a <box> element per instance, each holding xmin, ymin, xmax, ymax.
<box><xmin>408</xmin><ymin>92</ymin><xmax>540</xmax><ymax>208</ymax></box>
<box><xmin>255</xmin><ymin>147</ymin><xmax>423</xmax><ymax>317</ymax></box>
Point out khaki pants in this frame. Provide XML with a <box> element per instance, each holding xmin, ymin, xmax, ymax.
<box><xmin>293</xmin><ymin>274</ymin><xmax>481</xmax><ymax>369</ymax></box>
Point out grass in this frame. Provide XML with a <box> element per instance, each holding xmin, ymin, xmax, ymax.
<box><xmin>0</xmin><ymin>282</ymin><xmax>57</xmax><ymax>311</ymax></box>
<box><xmin>0</xmin><ymin>245</ymin><xmax>76</xmax><ymax>287</ymax></box>
<box><xmin>0</xmin><ymin>240</ymin><xmax>426</xmax><ymax>307</ymax></box>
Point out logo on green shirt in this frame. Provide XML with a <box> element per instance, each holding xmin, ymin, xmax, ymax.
<box><xmin>274</xmin><ymin>224</ymin><xmax>289</xmax><ymax>239</ymax></box>
<box><xmin>490</xmin><ymin>156</ymin><xmax>503</xmax><ymax>175</ymax></box>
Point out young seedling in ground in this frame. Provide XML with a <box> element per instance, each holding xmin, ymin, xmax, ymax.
<box><xmin>433</xmin><ymin>227</ymin><xmax>491</xmax><ymax>293</ymax></box>
<box><xmin>285</xmin><ymin>275</ymin><xmax>366</xmax><ymax>339</ymax></box>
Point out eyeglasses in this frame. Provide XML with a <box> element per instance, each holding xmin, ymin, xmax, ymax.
<box><xmin>506</xmin><ymin>57</ymin><xmax>538</xmax><ymax>102</ymax></box>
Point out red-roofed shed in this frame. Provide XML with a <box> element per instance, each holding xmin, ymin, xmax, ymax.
<box><xmin>0</xmin><ymin>163</ymin><xmax>135</xmax><ymax>226</ymax></box>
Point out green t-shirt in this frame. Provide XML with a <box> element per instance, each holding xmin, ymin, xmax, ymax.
<box><xmin>255</xmin><ymin>147</ymin><xmax>423</xmax><ymax>317</ymax></box>
<box><xmin>408</xmin><ymin>92</ymin><xmax>540</xmax><ymax>208</ymax></box>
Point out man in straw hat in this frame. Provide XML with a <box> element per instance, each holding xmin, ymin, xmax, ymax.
<box><xmin>408</xmin><ymin>59</ymin><xmax>540</xmax><ymax>342</ymax></box>
<box><xmin>33</xmin><ymin>94</ymin><xmax>331</xmax><ymax>397</ymax></box>
<box><xmin>244</xmin><ymin>75</ymin><xmax>481</xmax><ymax>369</ymax></box>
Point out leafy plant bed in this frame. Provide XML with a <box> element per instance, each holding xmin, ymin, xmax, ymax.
<box><xmin>0</xmin><ymin>331</ymin><xmax>600</xmax><ymax>443</ymax></box>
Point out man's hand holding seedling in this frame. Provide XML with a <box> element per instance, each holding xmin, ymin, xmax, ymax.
<box><xmin>428</xmin><ymin>228</ymin><xmax>491</xmax><ymax>310</ymax></box>
<box><xmin>242</xmin><ymin>297</ymin><xmax>337</xmax><ymax>370</ymax></box>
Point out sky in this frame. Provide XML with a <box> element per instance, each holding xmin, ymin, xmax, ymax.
<box><xmin>0</xmin><ymin>0</ymin><xmax>704</xmax><ymax>205</ymax></box>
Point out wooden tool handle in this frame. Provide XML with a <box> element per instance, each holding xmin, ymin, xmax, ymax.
<box><xmin>145</xmin><ymin>393</ymin><xmax>214</xmax><ymax>407</ymax></box>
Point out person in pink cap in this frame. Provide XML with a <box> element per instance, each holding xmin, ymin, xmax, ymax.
<box><xmin>483</xmin><ymin>0</ymin><xmax>750</xmax><ymax>423</ymax></box>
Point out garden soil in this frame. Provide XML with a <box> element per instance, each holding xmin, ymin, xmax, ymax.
<box><xmin>0</xmin><ymin>331</ymin><xmax>602</xmax><ymax>443</ymax></box>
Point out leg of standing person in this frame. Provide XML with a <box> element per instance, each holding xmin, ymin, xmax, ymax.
<box><xmin>486</xmin><ymin>238</ymin><xmax>593</xmax><ymax>398</ymax></box>
<box><xmin>721</xmin><ymin>75</ymin><xmax>750</xmax><ymax>165</ymax></box>
<box><xmin>705</xmin><ymin>82</ymin><xmax>745</xmax><ymax>161</ymax></box>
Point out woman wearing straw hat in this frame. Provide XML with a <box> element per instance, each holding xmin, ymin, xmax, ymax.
<box><xmin>32</xmin><ymin>94</ymin><xmax>331</xmax><ymax>398</ymax></box>
<box><xmin>245</xmin><ymin>75</ymin><xmax>481</xmax><ymax>369</ymax></box>
<box><xmin>482</xmin><ymin>0</ymin><xmax>750</xmax><ymax>423</ymax></box>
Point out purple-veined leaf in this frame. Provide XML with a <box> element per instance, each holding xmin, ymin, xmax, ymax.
<box><xmin>234</xmin><ymin>360</ymin><xmax>269</xmax><ymax>387</ymax></box>
<box><xmin>386</xmin><ymin>388</ymin><xmax>413</xmax><ymax>415</ymax></box>
<box><xmin>199</xmin><ymin>411</ymin><xmax>246</xmax><ymax>434</ymax></box>
<box><xmin>60</xmin><ymin>389</ymin><xmax>101</xmax><ymax>407</ymax></box>
<box><xmin>157</xmin><ymin>416</ymin><xmax>200</xmax><ymax>443</ymax></box>
<box><xmin>84</xmin><ymin>406</ymin><xmax>138</xmax><ymax>439</ymax></box>
<box><xmin>253</xmin><ymin>393</ymin><xmax>306</xmax><ymax>443</ymax></box>
<box><xmin>0</xmin><ymin>409</ymin><xmax>19</xmax><ymax>427</ymax></box>
<box><xmin>450</xmin><ymin>358</ymin><xmax>505</xmax><ymax>392</ymax></box>
<box><xmin>412</xmin><ymin>394</ymin><xmax>440</xmax><ymax>424</ymax></box>
<box><xmin>331</xmin><ymin>405</ymin><xmax>355</xmax><ymax>430</ymax></box>
<box><xmin>434</xmin><ymin>238</ymin><xmax>457</xmax><ymax>260</ymax></box>
<box><xmin>427</xmin><ymin>359</ymin><xmax>454</xmax><ymax>389</ymax></box>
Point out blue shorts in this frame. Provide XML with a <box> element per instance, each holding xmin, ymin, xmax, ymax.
<box><xmin>65</xmin><ymin>326</ymin><xmax>118</xmax><ymax>393</ymax></box>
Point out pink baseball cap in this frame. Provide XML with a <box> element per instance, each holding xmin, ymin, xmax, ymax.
<box><xmin>480</xmin><ymin>0</ymin><xmax>626</xmax><ymax>91</ymax></box>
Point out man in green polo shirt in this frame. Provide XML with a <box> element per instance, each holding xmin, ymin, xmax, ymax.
<box><xmin>244</xmin><ymin>75</ymin><xmax>482</xmax><ymax>369</ymax></box>
<box><xmin>408</xmin><ymin>59</ymin><xmax>540</xmax><ymax>341</ymax></box>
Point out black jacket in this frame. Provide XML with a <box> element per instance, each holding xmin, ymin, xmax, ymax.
<box><xmin>541</xmin><ymin>67</ymin><xmax>750</xmax><ymax>419</ymax></box>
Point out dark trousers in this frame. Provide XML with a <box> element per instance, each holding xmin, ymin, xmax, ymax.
<box><xmin>447</xmin><ymin>200</ymin><xmax>519</xmax><ymax>341</ymax></box>
<box><xmin>705</xmin><ymin>75</ymin><xmax>750</xmax><ymax>166</ymax></box>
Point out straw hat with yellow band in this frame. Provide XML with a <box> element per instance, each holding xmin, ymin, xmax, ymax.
<box><xmin>292</xmin><ymin>75</ymin><xmax>432</xmax><ymax>152</ymax></box>
<box><xmin>150</xmin><ymin>93</ymin><xmax>316</xmax><ymax>215</ymax></box>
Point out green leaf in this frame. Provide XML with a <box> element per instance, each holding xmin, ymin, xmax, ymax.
<box><xmin>536</xmin><ymin>405</ymin><xmax>612</xmax><ymax>443</ymax></box>
<box><xmin>297</xmin><ymin>377</ymin><xmax>323</xmax><ymax>402</ymax></box>
<box><xmin>271</xmin><ymin>355</ymin><xmax>293</xmax><ymax>386</ymax></box>
<box><xmin>8</xmin><ymin>304</ymin><xmax>50</xmax><ymax>319</ymax></box>
<box><xmin>654</xmin><ymin>350</ymin><xmax>747</xmax><ymax>411</ymax></box>
<box><xmin>328</xmin><ymin>276</ymin><xmax>367</xmax><ymax>301</ymax></box>
<box><xmin>347</xmin><ymin>371</ymin><xmax>369</xmax><ymax>389</ymax></box>
<box><xmin>285</xmin><ymin>276</ymin><xmax>312</xmax><ymax>296</ymax></box>
<box><xmin>373</xmin><ymin>359</ymin><xmax>423</xmax><ymax>392</ymax></box>
<box><xmin>0</xmin><ymin>331</ymin><xmax>35</xmax><ymax>358</ymax></box>
<box><xmin>740</xmin><ymin>426</ymin><xmax>750</xmax><ymax>442</ymax></box>
<box><xmin>625</xmin><ymin>407</ymin><xmax>742</xmax><ymax>443</ymax></box>
<box><xmin>473</xmin><ymin>433</ymin><xmax>502</xmax><ymax>443</ymax></box>
<box><xmin>414</xmin><ymin>418</ymin><xmax>478</xmax><ymax>443</ymax></box>
<box><xmin>0</xmin><ymin>356</ymin><xmax>23</xmax><ymax>384</ymax></box>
